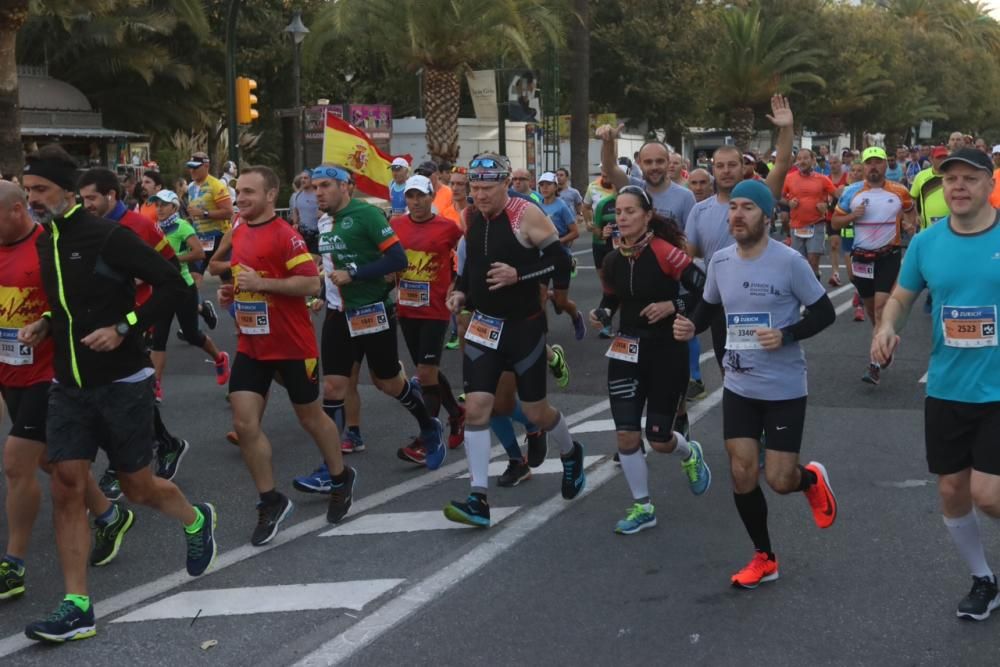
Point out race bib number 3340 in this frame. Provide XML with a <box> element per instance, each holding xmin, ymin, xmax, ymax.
<box><xmin>726</xmin><ymin>312</ymin><xmax>771</xmax><ymax>351</ymax></box>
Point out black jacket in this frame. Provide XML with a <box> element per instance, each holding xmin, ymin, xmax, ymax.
<box><xmin>36</xmin><ymin>204</ymin><xmax>186</xmax><ymax>387</ymax></box>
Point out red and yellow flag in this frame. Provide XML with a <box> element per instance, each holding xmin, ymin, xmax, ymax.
<box><xmin>322</xmin><ymin>111</ymin><xmax>409</xmax><ymax>200</ymax></box>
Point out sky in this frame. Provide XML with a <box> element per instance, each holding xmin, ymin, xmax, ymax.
<box><xmin>986</xmin><ymin>1</ymin><xmax>1000</xmax><ymax>18</ymax></box>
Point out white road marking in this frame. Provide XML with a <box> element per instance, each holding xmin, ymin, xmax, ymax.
<box><xmin>919</xmin><ymin>372</ymin><xmax>927</xmax><ymax>383</ymax></box>
<box><xmin>0</xmin><ymin>398</ymin><xmax>614</xmax><ymax>659</ymax></box>
<box><xmin>112</xmin><ymin>580</ymin><xmax>405</xmax><ymax>623</ymax></box>
<box><xmin>457</xmin><ymin>456</ymin><xmax>602</xmax><ymax>479</ymax></box>
<box><xmin>319</xmin><ymin>507</ymin><xmax>520</xmax><ymax>537</ymax></box>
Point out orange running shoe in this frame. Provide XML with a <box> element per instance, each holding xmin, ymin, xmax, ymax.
<box><xmin>803</xmin><ymin>461</ymin><xmax>837</xmax><ymax>529</ymax></box>
<box><xmin>731</xmin><ymin>552</ymin><xmax>779</xmax><ymax>589</ymax></box>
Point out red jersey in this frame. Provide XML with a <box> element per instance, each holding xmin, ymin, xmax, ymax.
<box><xmin>390</xmin><ymin>214</ymin><xmax>462</xmax><ymax>321</ymax></box>
<box><xmin>0</xmin><ymin>225</ymin><xmax>54</xmax><ymax>387</ymax></box>
<box><xmin>231</xmin><ymin>216</ymin><xmax>318</xmax><ymax>360</ymax></box>
<box><xmin>119</xmin><ymin>209</ymin><xmax>175</xmax><ymax>307</ymax></box>
<box><xmin>783</xmin><ymin>170</ymin><xmax>836</xmax><ymax>229</ymax></box>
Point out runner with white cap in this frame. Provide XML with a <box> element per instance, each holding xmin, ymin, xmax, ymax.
<box><xmin>388</xmin><ymin>157</ymin><xmax>410</xmax><ymax>216</ymax></box>
<box><xmin>537</xmin><ymin>171</ymin><xmax>586</xmax><ymax>340</ymax></box>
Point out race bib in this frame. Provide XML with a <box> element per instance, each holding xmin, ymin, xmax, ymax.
<box><xmin>793</xmin><ymin>226</ymin><xmax>815</xmax><ymax>239</ymax></box>
<box><xmin>234</xmin><ymin>298</ymin><xmax>269</xmax><ymax>335</ymax></box>
<box><xmin>464</xmin><ymin>311</ymin><xmax>503</xmax><ymax>349</ymax></box>
<box><xmin>605</xmin><ymin>335</ymin><xmax>639</xmax><ymax>363</ymax></box>
<box><xmin>726</xmin><ymin>312</ymin><xmax>771</xmax><ymax>350</ymax></box>
<box><xmin>197</xmin><ymin>233</ymin><xmax>217</xmax><ymax>253</ymax></box>
<box><xmin>346</xmin><ymin>302</ymin><xmax>390</xmax><ymax>337</ymax></box>
<box><xmin>942</xmin><ymin>305</ymin><xmax>997</xmax><ymax>348</ymax></box>
<box><xmin>0</xmin><ymin>328</ymin><xmax>33</xmax><ymax>366</ymax></box>
<box><xmin>398</xmin><ymin>280</ymin><xmax>430</xmax><ymax>308</ymax></box>
<box><xmin>851</xmin><ymin>259</ymin><xmax>874</xmax><ymax>280</ymax></box>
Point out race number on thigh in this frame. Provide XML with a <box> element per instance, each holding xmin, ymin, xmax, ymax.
<box><xmin>605</xmin><ymin>335</ymin><xmax>639</xmax><ymax>363</ymax></box>
<box><xmin>346</xmin><ymin>302</ymin><xmax>390</xmax><ymax>337</ymax></box>
<box><xmin>851</xmin><ymin>258</ymin><xmax>874</xmax><ymax>280</ymax></box>
<box><xmin>464</xmin><ymin>311</ymin><xmax>503</xmax><ymax>349</ymax></box>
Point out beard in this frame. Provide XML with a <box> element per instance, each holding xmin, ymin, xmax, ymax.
<box><xmin>30</xmin><ymin>199</ymin><xmax>71</xmax><ymax>224</ymax></box>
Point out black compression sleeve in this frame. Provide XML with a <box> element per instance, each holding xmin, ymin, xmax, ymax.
<box><xmin>516</xmin><ymin>238</ymin><xmax>572</xmax><ymax>283</ymax></box>
<box><xmin>674</xmin><ymin>263</ymin><xmax>706</xmax><ymax>315</ymax></box>
<box><xmin>781</xmin><ymin>293</ymin><xmax>835</xmax><ymax>344</ymax></box>
<box><xmin>353</xmin><ymin>241</ymin><xmax>407</xmax><ymax>281</ymax></box>
<box><xmin>689</xmin><ymin>299</ymin><xmax>723</xmax><ymax>334</ymax></box>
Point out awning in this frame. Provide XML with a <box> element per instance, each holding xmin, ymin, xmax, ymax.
<box><xmin>21</xmin><ymin>127</ymin><xmax>143</xmax><ymax>139</ymax></box>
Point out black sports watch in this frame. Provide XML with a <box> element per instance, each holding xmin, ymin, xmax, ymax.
<box><xmin>115</xmin><ymin>321</ymin><xmax>131</xmax><ymax>337</ymax></box>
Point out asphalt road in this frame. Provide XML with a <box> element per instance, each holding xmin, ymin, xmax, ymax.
<box><xmin>1</xmin><ymin>243</ymin><xmax>998</xmax><ymax>666</ymax></box>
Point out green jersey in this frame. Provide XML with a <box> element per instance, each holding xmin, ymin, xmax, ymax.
<box><xmin>317</xmin><ymin>198</ymin><xmax>399</xmax><ymax>310</ymax></box>
<box><xmin>159</xmin><ymin>216</ymin><xmax>196</xmax><ymax>286</ymax></box>
<box><xmin>909</xmin><ymin>167</ymin><xmax>949</xmax><ymax>230</ymax></box>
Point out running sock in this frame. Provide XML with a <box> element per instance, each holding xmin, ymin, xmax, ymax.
<box><xmin>184</xmin><ymin>506</ymin><xmax>205</xmax><ymax>535</ymax></box>
<box><xmin>65</xmin><ymin>594</ymin><xmax>90</xmax><ymax>613</ymax></box>
<box><xmin>437</xmin><ymin>372</ymin><xmax>462</xmax><ymax>419</ymax></box>
<box><xmin>944</xmin><ymin>511</ymin><xmax>993</xmax><ymax>578</ymax></box>
<box><xmin>348</xmin><ymin>426</ymin><xmax>361</xmax><ymax>437</ymax></box>
<box><xmin>465</xmin><ymin>425</ymin><xmax>492</xmax><ymax>492</ymax></box>
<box><xmin>489</xmin><ymin>415</ymin><xmax>524</xmax><ymax>462</ymax></box>
<box><xmin>675</xmin><ymin>412</ymin><xmax>689</xmax><ymax>439</ymax></box>
<box><xmin>330</xmin><ymin>467</ymin><xmax>350</xmax><ymax>485</ymax></box>
<box><xmin>323</xmin><ymin>399</ymin><xmax>345</xmax><ymax>432</ymax></box>
<box><xmin>259</xmin><ymin>489</ymin><xmax>283</xmax><ymax>506</ymax></box>
<box><xmin>547</xmin><ymin>412</ymin><xmax>575</xmax><ymax>457</ymax></box>
<box><xmin>672</xmin><ymin>431</ymin><xmax>692</xmax><ymax>459</ymax></box>
<box><xmin>796</xmin><ymin>465</ymin><xmax>817</xmax><ymax>492</ymax></box>
<box><xmin>421</xmin><ymin>383</ymin><xmax>443</xmax><ymax>419</ymax></box>
<box><xmin>618</xmin><ymin>449</ymin><xmax>650</xmax><ymax>504</ymax></box>
<box><xmin>2</xmin><ymin>555</ymin><xmax>24</xmax><ymax>569</ymax></box>
<box><xmin>396</xmin><ymin>381</ymin><xmax>435</xmax><ymax>431</ymax></box>
<box><xmin>688</xmin><ymin>337</ymin><xmax>702</xmax><ymax>381</ymax></box>
<box><xmin>734</xmin><ymin>486</ymin><xmax>772</xmax><ymax>556</ymax></box>
<box><xmin>511</xmin><ymin>400</ymin><xmax>539</xmax><ymax>434</ymax></box>
<box><xmin>95</xmin><ymin>503</ymin><xmax>119</xmax><ymax>527</ymax></box>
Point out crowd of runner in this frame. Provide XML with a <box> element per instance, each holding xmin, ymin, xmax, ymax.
<box><xmin>1</xmin><ymin>96</ymin><xmax>999</xmax><ymax>645</ymax></box>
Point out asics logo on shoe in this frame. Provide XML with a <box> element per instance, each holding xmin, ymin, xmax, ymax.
<box><xmin>67</xmin><ymin>617</ymin><xmax>80</xmax><ymax>627</ymax></box>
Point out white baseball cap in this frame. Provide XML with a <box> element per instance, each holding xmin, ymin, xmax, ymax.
<box><xmin>537</xmin><ymin>171</ymin><xmax>557</xmax><ymax>184</ymax></box>
<box><xmin>404</xmin><ymin>175</ymin><xmax>433</xmax><ymax>195</ymax></box>
<box><xmin>991</xmin><ymin>145</ymin><xmax>1000</xmax><ymax>155</ymax></box>
<box><xmin>150</xmin><ymin>189</ymin><xmax>180</xmax><ymax>206</ymax></box>
<box><xmin>391</xmin><ymin>157</ymin><xmax>410</xmax><ymax>169</ymax></box>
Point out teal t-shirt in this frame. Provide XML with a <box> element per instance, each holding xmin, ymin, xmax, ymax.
<box><xmin>160</xmin><ymin>217</ymin><xmax>196</xmax><ymax>286</ymax></box>
<box><xmin>898</xmin><ymin>214</ymin><xmax>1000</xmax><ymax>403</ymax></box>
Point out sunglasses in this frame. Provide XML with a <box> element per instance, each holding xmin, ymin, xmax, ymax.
<box><xmin>468</xmin><ymin>171</ymin><xmax>509</xmax><ymax>182</ymax></box>
<box><xmin>618</xmin><ymin>185</ymin><xmax>652</xmax><ymax>208</ymax></box>
<box><xmin>469</xmin><ymin>157</ymin><xmax>507</xmax><ymax>170</ymax></box>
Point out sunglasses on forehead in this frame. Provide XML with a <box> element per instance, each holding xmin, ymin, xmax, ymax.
<box><xmin>469</xmin><ymin>157</ymin><xmax>508</xmax><ymax>170</ymax></box>
<box><xmin>618</xmin><ymin>185</ymin><xmax>652</xmax><ymax>208</ymax></box>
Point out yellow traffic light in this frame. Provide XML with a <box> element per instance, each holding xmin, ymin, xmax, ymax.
<box><xmin>236</xmin><ymin>77</ymin><xmax>259</xmax><ymax>124</ymax></box>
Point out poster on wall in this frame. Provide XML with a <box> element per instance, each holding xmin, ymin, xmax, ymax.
<box><xmin>507</xmin><ymin>70</ymin><xmax>541</xmax><ymax>123</ymax></box>
<box><xmin>348</xmin><ymin>105</ymin><xmax>392</xmax><ymax>140</ymax></box>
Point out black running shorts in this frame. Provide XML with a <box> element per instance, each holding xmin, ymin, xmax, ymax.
<box><xmin>850</xmin><ymin>248</ymin><xmax>901</xmax><ymax>299</ymax></box>
<box><xmin>0</xmin><ymin>382</ymin><xmax>50</xmax><ymax>442</ymax></box>
<box><xmin>229</xmin><ymin>352</ymin><xmax>320</xmax><ymax>405</ymax></box>
<box><xmin>321</xmin><ymin>308</ymin><xmax>400</xmax><ymax>381</ymax></box>
<box><xmin>925</xmin><ymin>397</ymin><xmax>1000</xmax><ymax>476</ymax></box>
<box><xmin>399</xmin><ymin>317</ymin><xmax>449</xmax><ymax>368</ymax></box>
<box><xmin>722</xmin><ymin>388</ymin><xmax>808</xmax><ymax>453</ymax></box>
<box><xmin>47</xmin><ymin>376</ymin><xmax>156</xmax><ymax>472</ymax></box>
<box><xmin>463</xmin><ymin>314</ymin><xmax>548</xmax><ymax>403</ymax></box>
<box><xmin>607</xmin><ymin>337</ymin><xmax>687</xmax><ymax>442</ymax></box>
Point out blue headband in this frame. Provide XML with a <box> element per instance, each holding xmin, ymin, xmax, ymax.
<box><xmin>311</xmin><ymin>166</ymin><xmax>351</xmax><ymax>183</ymax></box>
<box><xmin>731</xmin><ymin>180</ymin><xmax>774</xmax><ymax>218</ymax></box>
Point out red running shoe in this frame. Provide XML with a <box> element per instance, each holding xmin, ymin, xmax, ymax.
<box><xmin>731</xmin><ymin>552</ymin><xmax>779</xmax><ymax>589</ymax></box>
<box><xmin>448</xmin><ymin>410</ymin><xmax>466</xmax><ymax>449</ymax></box>
<box><xmin>803</xmin><ymin>461</ymin><xmax>837</xmax><ymax>529</ymax></box>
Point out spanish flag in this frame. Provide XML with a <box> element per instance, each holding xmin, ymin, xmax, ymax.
<box><xmin>322</xmin><ymin>110</ymin><xmax>408</xmax><ymax>200</ymax></box>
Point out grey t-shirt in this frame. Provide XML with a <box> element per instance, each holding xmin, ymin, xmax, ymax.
<box><xmin>629</xmin><ymin>175</ymin><xmax>695</xmax><ymax>228</ymax></box>
<box><xmin>703</xmin><ymin>238</ymin><xmax>826</xmax><ymax>400</ymax></box>
<box><xmin>687</xmin><ymin>195</ymin><xmax>735</xmax><ymax>263</ymax></box>
<box><xmin>292</xmin><ymin>190</ymin><xmax>320</xmax><ymax>232</ymax></box>
<box><xmin>558</xmin><ymin>187</ymin><xmax>583</xmax><ymax>212</ymax></box>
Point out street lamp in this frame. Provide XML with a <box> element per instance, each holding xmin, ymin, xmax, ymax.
<box><xmin>284</xmin><ymin>10</ymin><xmax>310</xmax><ymax>171</ymax></box>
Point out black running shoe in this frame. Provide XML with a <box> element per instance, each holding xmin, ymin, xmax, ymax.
<box><xmin>958</xmin><ymin>575</ymin><xmax>1000</xmax><ymax>621</ymax></box>
<box><xmin>90</xmin><ymin>504</ymin><xmax>135</xmax><ymax>567</ymax></box>
<box><xmin>25</xmin><ymin>599</ymin><xmax>96</xmax><ymax>643</ymax></box>
<box><xmin>0</xmin><ymin>559</ymin><xmax>25</xmax><ymax>600</ymax></box>
<box><xmin>156</xmin><ymin>439</ymin><xmax>189</xmax><ymax>481</ymax></box>
<box><xmin>201</xmin><ymin>299</ymin><xmax>218</xmax><ymax>329</ymax></box>
<box><xmin>498</xmin><ymin>460</ymin><xmax>531</xmax><ymax>487</ymax></box>
<box><xmin>525</xmin><ymin>430</ymin><xmax>548</xmax><ymax>468</ymax></box>
<box><xmin>251</xmin><ymin>494</ymin><xmax>293</xmax><ymax>546</ymax></box>
<box><xmin>327</xmin><ymin>466</ymin><xmax>357</xmax><ymax>524</ymax></box>
<box><xmin>186</xmin><ymin>503</ymin><xmax>217</xmax><ymax>576</ymax></box>
<box><xmin>443</xmin><ymin>493</ymin><xmax>490</xmax><ymax>527</ymax></box>
<box><xmin>98</xmin><ymin>469</ymin><xmax>121</xmax><ymax>502</ymax></box>
<box><xmin>561</xmin><ymin>441</ymin><xmax>586</xmax><ymax>500</ymax></box>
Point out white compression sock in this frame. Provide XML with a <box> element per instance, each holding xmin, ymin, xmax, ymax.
<box><xmin>464</xmin><ymin>426</ymin><xmax>492</xmax><ymax>492</ymax></box>
<box><xmin>672</xmin><ymin>431</ymin><xmax>692</xmax><ymax>459</ymax></box>
<box><xmin>944</xmin><ymin>511</ymin><xmax>993</xmax><ymax>578</ymax></box>
<box><xmin>618</xmin><ymin>449</ymin><xmax>650</xmax><ymax>503</ymax></box>
<box><xmin>547</xmin><ymin>412</ymin><xmax>575</xmax><ymax>456</ymax></box>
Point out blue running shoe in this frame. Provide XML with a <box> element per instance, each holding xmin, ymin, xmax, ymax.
<box><xmin>561</xmin><ymin>441</ymin><xmax>586</xmax><ymax>499</ymax></box>
<box><xmin>681</xmin><ymin>441</ymin><xmax>711</xmax><ymax>496</ymax></box>
<box><xmin>615</xmin><ymin>503</ymin><xmax>657</xmax><ymax>535</ymax></box>
<box><xmin>443</xmin><ymin>493</ymin><xmax>490</xmax><ymax>527</ymax></box>
<box><xmin>293</xmin><ymin>462</ymin><xmax>332</xmax><ymax>494</ymax></box>
<box><xmin>25</xmin><ymin>599</ymin><xmax>96</xmax><ymax>643</ymax></box>
<box><xmin>598</xmin><ymin>325</ymin><xmax>613</xmax><ymax>339</ymax></box>
<box><xmin>186</xmin><ymin>502</ymin><xmax>217</xmax><ymax>576</ymax></box>
<box><xmin>572</xmin><ymin>311</ymin><xmax>586</xmax><ymax>341</ymax></box>
<box><xmin>423</xmin><ymin>418</ymin><xmax>447</xmax><ymax>470</ymax></box>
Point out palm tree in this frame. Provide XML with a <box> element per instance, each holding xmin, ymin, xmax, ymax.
<box><xmin>0</xmin><ymin>0</ymin><xmax>29</xmax><ymax>178</ymax></box>
<box><xmin>712</xmin><ymin>3</ymin><xmax>825</xmax><ymax>151</ymax></box>
<box><xmin>305</xmin><ymin>0</ymin><xmax>562</xmax><ymax>163</ymax></box>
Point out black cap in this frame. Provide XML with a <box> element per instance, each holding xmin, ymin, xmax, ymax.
<box><xmin>939</xmin><ymin>148</ymin><xmax>994</xmax><ymax>175</ymax></box>
<box><xmin>415</xmin><ymin>161</ymin><xmax>438</xmax><ymax>176</ymax></box>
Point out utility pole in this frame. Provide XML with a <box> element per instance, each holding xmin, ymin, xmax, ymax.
<box><xmin>225</xmin><ymin>0</ymin><xmax>243</xmax><ymax>164</ymax></box>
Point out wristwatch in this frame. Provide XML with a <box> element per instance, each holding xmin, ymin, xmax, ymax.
<box><xmin>115</xmin><ymin>321</ymin><xmax>131</xmax><ymax>337</ymax></box>
<box><xmin>346</xmin><ymin>262</ymin><xmax>359</xmax><ymax>279</ymax></box>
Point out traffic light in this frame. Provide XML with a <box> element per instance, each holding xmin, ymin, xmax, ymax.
<box><xmin>235</xmin><ymin>76</ymin><xmax>259</xmax><ymax>124</ymax></box>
